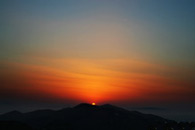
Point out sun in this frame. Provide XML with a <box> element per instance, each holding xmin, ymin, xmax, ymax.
<box><xmin>92</xmin><ymin>102</ymin><xmax>96</xmax><ymax>106</ymax></box>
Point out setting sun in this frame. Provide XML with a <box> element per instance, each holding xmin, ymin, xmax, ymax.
<box><xmin>92</xmin><ymin>103</ymin><xmax>96</xmax><ymax>106</ymax></box>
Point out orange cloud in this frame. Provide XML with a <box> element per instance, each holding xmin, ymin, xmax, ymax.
<box><xmin>0</xmin><ymin>57</ymin><xmax>194</xmax><ymax>104</ymax></box>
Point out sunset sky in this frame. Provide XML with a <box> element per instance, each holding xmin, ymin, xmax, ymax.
<box><xmin>0</xmin><ymin>0</ymin><xmax>195</xmax><ymax>121</ymax></box>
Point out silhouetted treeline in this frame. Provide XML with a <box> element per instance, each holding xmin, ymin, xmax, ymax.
<box><xmin>148</xmin><ymin>121</ymin><xmax>195</xmax><ymax>130</ymax></box>
<box><xmin>0</xmin><ymin>120</ymin><xmax>194</xmax><ymax>130</ymax></box>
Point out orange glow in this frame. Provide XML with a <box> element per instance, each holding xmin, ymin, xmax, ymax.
<box><xmin>1</xmin><ymin>58</ymin><xmax>193</xmax><ymax>104</ymax></box>
<box><xmin>92</xmin><ymin>102</ymin><xmax>96</xmax><ymax>105</ymax></box>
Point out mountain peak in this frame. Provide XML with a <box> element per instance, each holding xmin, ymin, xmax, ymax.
<box><xmin>0</xmin><ymin>103</ymin><xmax>176</xmax><ymax>130</ymax></box>
<box><xmin>74</xmin><ymin>103</ymin><xmax>98</xmax><ymax>109</ymax></box>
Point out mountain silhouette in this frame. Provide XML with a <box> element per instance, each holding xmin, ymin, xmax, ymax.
<box><xmin>0</xmin><ymin>103</ymin><xmax>191</xmax><ymax>130</ymax></box>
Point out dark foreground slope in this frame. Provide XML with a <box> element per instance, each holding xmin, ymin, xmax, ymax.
<box><xmin>0</xmin><ymin>103</ymin><xmax>193</xmax><ymax>130</ymax></box>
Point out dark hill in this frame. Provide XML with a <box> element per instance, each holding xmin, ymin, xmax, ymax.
<box><xmin>0</xmin><ymin>103</ymin><xmax>178</xmax><ymax>130</ymax></box>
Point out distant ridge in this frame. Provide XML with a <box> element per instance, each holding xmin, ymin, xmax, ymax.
<box><xmin>0</xmin><ymin>103</ymin><xmax>193</xmax><ymax>130</ymax></box>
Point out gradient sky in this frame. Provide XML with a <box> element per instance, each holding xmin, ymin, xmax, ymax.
<box><xmin>0</xmin><ymin>0</ymin><xmax>195</xmax><ymax>121</ymax></box>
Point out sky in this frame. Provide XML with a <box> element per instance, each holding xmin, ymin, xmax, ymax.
<box><xmin>0</xmin><ymin>0</ymin><xmax>195</xmax><ymax>121</ymax></box>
